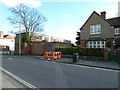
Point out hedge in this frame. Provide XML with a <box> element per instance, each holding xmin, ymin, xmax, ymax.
<box><xmin>55</xmin><ymin>47</ymin><xmax>104</xmax><ymax>57</ymax></box>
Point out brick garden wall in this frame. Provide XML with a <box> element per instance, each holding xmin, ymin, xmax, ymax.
<box><xmin>15</xmin><ymin>42</ymin><xmax>44</xmax><ymax>55</ymax></box>
<box><xmin>103</xmin><ymin>49</ymin><xmax>120</xmax><ymax>61</ymax></box>
<box><xmin>21</xmin><ymin>43</ymin><xmax>31</xmax><ymax>55</ymax></box>
<box><xmin>104</xmin><ymin>49</ymin><xmax>109</xmax><ymax>61</ymax></box>
<box><xmin>31</xmin><ymin>42</ymin><xmax>44</xmax><ymax>55</ymax></box>
<box><xmin>15</xmin><ymin>42</ymin><xmax>72</xmax><ymax>55</ymax></box>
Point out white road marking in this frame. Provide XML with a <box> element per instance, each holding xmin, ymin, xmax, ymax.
<box><xmin>45</xmin><ymin>61</ymin><xmax>57</xmax><ymax>63</ymax></box>
<box><xmin>7</xmin><ymin>58</ymin><xmax>13</xmax><ymax>60</ymax></box>
<box><xmin>45</xmin><ymin>61</ymin><xmax>49</xmax><ymax>62</ymax></box>
<box><xmin>44</xmin><ymin>60</ymin><xmax>119</xmax><ymax>72</ymax></box>
<box><xmin>52</xmin><ymin>62</ymin><xmax>56</xmax><ymax>63</ymax></box>
<box><xmin>0</xmin><ymin>67</ymin><xmax>40</xmax><ymax>90</ymax></box>
<box><xmin>62</xmin><ymin>63</ymin><xmax>119</xmax><ymax>72</ymax></box>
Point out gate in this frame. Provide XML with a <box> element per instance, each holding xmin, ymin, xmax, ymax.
<box><xmin>108</xmin><ymin>51</ymin><xmax>118</xmax><ymax>61</ymax></box>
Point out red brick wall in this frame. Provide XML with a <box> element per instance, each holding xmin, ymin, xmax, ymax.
<box><xmin>15</xmin><ymin>42</ymin><xmax>72</xmax><ymax>55</ymax></box>
<box><xmin>31</xmin><ymin>42</ymin><xmax>44</xmax><ymax>55</ymax></box>
<box><xmin>104</xmin><ymin>49</ymin><xmax>109</xmax><ymax>61</ymax></box>
<box><xmin>15</xmin><ymin>43</ymin><xmax>31</xmax><ymax>55</ymax></box>
<box><xmin>21</xmin><ymin>43</ymin><xmax>31</xmax><ymax>55</ymax></box>
<box><xmin>80</xmin><ymin>40</ymin><xmax>86</xmax><ymax>47</ymax></box>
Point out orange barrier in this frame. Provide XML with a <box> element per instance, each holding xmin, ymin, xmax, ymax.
<box><xmin>57</xmin><ymin>52</ymin><xmax>62</xmax><ymax>59</ymax></box>
<box><xmin>44</xmin><ymin>52</ymin><xmax>62</xmax><ymax>60</ymax></box>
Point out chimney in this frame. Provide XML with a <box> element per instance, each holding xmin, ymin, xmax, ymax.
<box><xmin>101</xmin><ymin>11</ymin><xmax>106</xmax><ymax>18</ymax></box>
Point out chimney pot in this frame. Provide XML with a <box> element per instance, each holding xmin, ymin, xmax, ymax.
<box><xmin>101</xmin><ymin>11</ymin><xmax>106</xmax><ymax>18</ymax></box>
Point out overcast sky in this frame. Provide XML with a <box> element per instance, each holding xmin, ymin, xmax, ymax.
<box><xmin>0</xmin><ymin>0</ymin><xmax>119</xmax><ymax>42</ymax></box>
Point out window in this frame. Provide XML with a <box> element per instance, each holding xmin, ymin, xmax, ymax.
<box><xmin>87</xmin><ymin>41</ymin><xmax>105</xmax><ymax>48</ymax></box>
<box><xmin>36</xmin><ymin>37</ymin><xmax>39</xmax><ymax>39</ymax></box>
<box><xmin>115</xmin><ymin>28</ymin><xmax>120</xmax><ymax>34</ymax></box>
<box><xmin>93</xmin><ymin>41</ymin><xmax>96</xmax><ymax>48</ymax></box>
<box><xmin>11</xmin><ymin>40</ymin><xmax>14</xmax><ymax>42</ymax></box>
<box><xmin>90</xmin><ymin>24</ymin><xmax>101</xmax><ymax>34</ymax></box>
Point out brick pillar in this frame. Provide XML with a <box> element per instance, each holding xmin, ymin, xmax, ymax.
<box><xmin>104</xmin><ymin>49</ymin><xmax>109</xmax><ymax>61</ymax></box>
<box><xmin>117</xmin><ymin>49</ymin><xmax>120</xmax><ymax>62</ymax></box>
<box><xmin>80</xmin><ymin>40</ymin><xmax>86</xmax><ymax>47</ymax></box>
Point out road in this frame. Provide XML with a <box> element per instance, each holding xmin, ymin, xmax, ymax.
<box><xmin>1</xmin><ymin>55</ymin><xmax>119</xmax><ymax>88</ymax></box>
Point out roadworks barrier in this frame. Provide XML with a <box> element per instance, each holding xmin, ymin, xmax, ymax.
<box><xmin>44</xmin><ymin>52</ymin><xmax>62</xmax><ymax>60</ymax></box>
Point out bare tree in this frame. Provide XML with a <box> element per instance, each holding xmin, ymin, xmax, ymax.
<box><xmin>8</xmin><ymin>4</ymin><xmax>47</xmax><ymax>43</ymax></box>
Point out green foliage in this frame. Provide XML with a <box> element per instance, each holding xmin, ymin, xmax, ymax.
<box><xmin>22</xmin><ymin>35</ymin><xmax>29</xmax><ymax>43</ymax></box>
<box><xmin>55</xmin><ymin>47</ymin><xmax>104</xmax><ymax>57</ymax></box>
<box><xmin>21</xmin><ymin>33</ymin><xmax>30</xmax><ymax>43</ymax></box>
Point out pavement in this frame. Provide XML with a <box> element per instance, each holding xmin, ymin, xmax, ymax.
<box><xmin>2</xmin><ymin>74</ymin><xmax>17</xmax><ymax>88</ymax></box>
<box><xmin>28</xmin><ymin>55</ymin><xmax>120</xmax><ymax>70</ymax></box>
<box><xmin>55</xmin><ymin>58</ymin><xmax>120</xmax><ymax>70</ymax></box>
<box><xmin>1</xmin><ymin>73</ymin><xmax>24</xmax><ymax>89</ymax></box>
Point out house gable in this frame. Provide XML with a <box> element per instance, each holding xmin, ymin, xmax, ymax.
<box><xmin>80</xmin><ymin>11</ymin><xmax>111</xmax><ymax>30</ymax></box>
<box><xmin>80</xmin><ymin>11</ymin><xmax>114</xmax><ymax>41</ymax></box>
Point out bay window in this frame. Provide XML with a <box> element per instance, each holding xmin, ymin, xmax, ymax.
<box><xmin>87</xmin><ymin>41</ymin><xmax>105</xmax><ymax>48</ymax></box>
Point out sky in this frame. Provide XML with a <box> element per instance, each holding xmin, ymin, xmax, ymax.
<box><xmin>0</xmin><ymin>0</ymin><xmax>119</xmax><ymax>43</ymax></box>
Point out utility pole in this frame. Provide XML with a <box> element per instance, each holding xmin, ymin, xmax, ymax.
<box><xmin>19</xmin><ymin>20</ymin><xmax>21</xmax><ymax>55</ymax></box>
<box><xmin>19</xmin><ymin>7</ymin><xmax>21</xmax><ymax>55</ymax></box>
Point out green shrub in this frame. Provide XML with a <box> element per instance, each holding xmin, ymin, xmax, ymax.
<box><xmin>55</xmin><ymin>47</ymin><xmax>104</xmax><ymax>57</ymax></box>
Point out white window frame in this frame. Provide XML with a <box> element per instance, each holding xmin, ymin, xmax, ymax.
<box><xmin>87</xmin><ymin>41</ymin><xmax>105</xmax><ymax>48</ymax></box>
<box><xmin>90</xmin><ymin>24</ymin><xmax>101</xmax><ymax>34</ymax></box>
<box><xmin>115</xmin><ymin>28</ymin><xmax>120</xmax><ymax>34</ymax></box>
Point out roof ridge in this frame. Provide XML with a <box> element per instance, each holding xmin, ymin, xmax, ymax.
<box><xmin>3</xmin><ymin>34</ymin><xmax>14</xmax><ymax>39</ymax></box>
<box><xmin>80</xmin><ymin>11</ymin><xmax>112</xmax><ymax>30</ymax></box>
<box><xmin>107</xmin><ymin>16</ymin><xmax>120</xmax><ymax>20</ymax></box>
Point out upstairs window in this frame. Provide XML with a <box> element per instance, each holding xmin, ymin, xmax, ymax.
<box><xmin>90</xmin><ymin>24</ymin><xmax>101</xmax><ymax>34</ymax></box>
<box><xmin>115</xmin><ymin>28</ymin><xmax>120</xmax><ymax>34</ymax></box>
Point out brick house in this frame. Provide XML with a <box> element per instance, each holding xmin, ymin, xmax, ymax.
<box><xmin>80</xmin><ymin>11</ymin><xmax>120</xmax><ymax>48</ymax></box>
